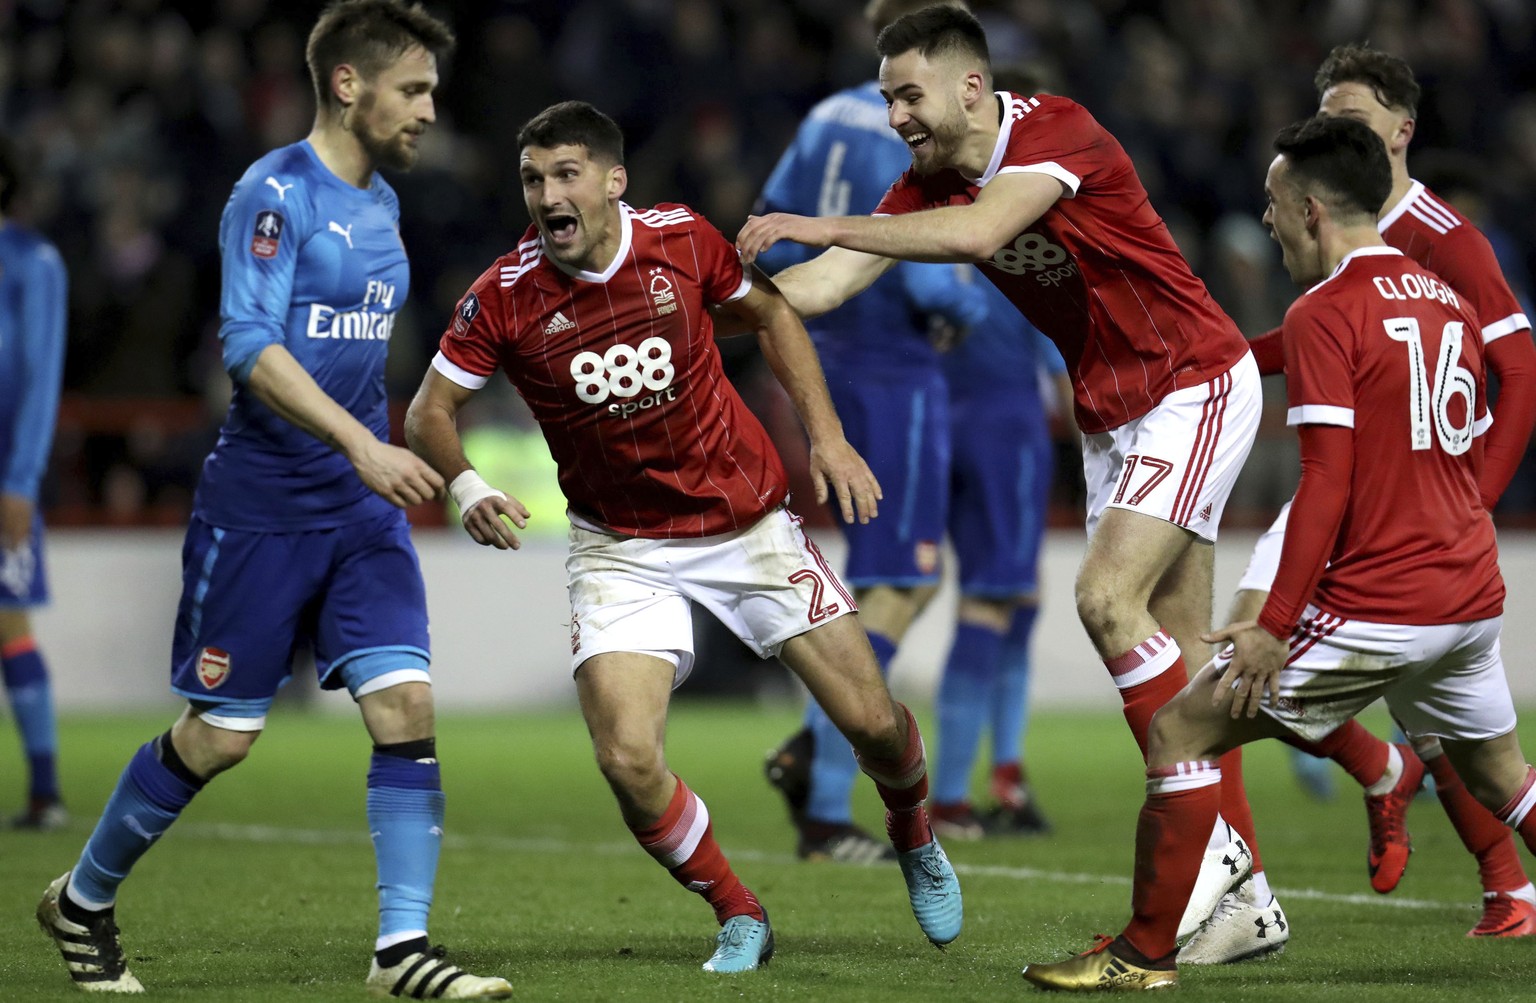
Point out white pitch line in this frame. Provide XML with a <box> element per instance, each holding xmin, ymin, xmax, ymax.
<box><xmin>181</xmin><ymin>822</ymin><xmax>1467</xmax><ymax>913</ymax></box>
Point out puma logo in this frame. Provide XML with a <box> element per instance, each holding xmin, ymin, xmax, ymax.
<box><xmin>264</xmin><ymin>176</ymin><xmax>294</xmax><ymax>201</ymax></box>
<box><xmin>328</xmin><ymin>221</ymin><xmax>354</xmax><ymax>249</ymax></box>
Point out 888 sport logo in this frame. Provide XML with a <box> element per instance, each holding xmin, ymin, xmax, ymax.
<box><xmin>988</xmin><ymin>232</ymin><xmax>1079</xmax><ymax>288</ymax></box>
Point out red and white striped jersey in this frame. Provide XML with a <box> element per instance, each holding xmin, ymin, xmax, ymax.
<box><xmin>434</xmin><ymin>202</ymin><xmax>789</xmax><ymax>538</ymax></box>
<box><xmin>1380</xmin><ymin>180</ymin><xmax>1530</xmax><ymax>345</ymax></box>
<box><xmin>1282</xmin><ymin>246</ymin><xmax>1503</xmax><ymax>625</ymax></box>
<box><xmin>874</xmin><ymin>92</ymin><xmax>1249</xmax><ymax>434</ymax></box>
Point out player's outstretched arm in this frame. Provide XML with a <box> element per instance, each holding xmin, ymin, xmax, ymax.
<box><xmin>246</xmin><ymin>344</ymin><xmax>443</xmax><ymax>508</ymax></box>
<box><xmin>751</xmin><ymin>246</ymin><xmax>896</xmax><ymax>321</ymax></box>
<box><xmin>404</xmin><ymin>368</ymin><xmax>530</xmax><ymax>550</ymax></box>
<box><xmin>721</xmin><ymin>270</ymin><xmax>882</xmax><ymax>525</ymax></box>
<box><xmin>738</xmin><ymin>172</ymin><xmax>1064</xmax><ymax>266</ymax></box>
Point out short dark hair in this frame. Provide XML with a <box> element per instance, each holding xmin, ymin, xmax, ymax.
<box><xmin>305</xmin><ymin>0</ymin><xmax>455</xmax><ymax>112</ymax></box>
<box><xmin>875</xmin><ymin>3</ymin><xmax>990</xmax><ymax>68</ymax></box>
<box><xmin>0</xmin><ymin>137</ymin><xmax>19</xmax><ymax>214</ymax></box>
<box><xmin>1315</xmin><ymin>43</ymin><xmax>1420</xmax><ymax>118</ymax></box>
<box><xmin>517</xmin><ymin>101</ymin><xmax>625</xmax><ymax>166</ymax></box>
<box><xmin>1274</xmin><ymin>115</ymin><xmax>1393</xmax><ymax>221</ymax></box>
<box><xmin>865</xmin><ymin>0</ymin><xmax>967</xmax><ymax>38</ymax></box>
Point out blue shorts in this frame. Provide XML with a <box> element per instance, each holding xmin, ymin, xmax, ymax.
<box><xmin>948</xmin><ymin>392</ymin><xmax>1053</xmax><ymax>598</ymax></box>
<box><xmin>827</xmin><ymin>365</ymin><xmax>949</xmax><ymax>588</ymax></box>
<box><xmin>170</xmin><ymin>511</ymin><xmax>430</xmax><ymax>726</ymax></box>
<box><xmin>0</xmin><ymin>511</ymin><xmax>48</xmax><ymax>608</ymax></box>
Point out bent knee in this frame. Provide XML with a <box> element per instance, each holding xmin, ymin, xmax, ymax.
<box><xmin>592</xmin><ymin>739</ymin><xmax>667</xmax><ymax>792</ymax></box>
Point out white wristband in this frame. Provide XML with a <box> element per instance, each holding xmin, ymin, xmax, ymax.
<box><xmin>448</xmin><ymin>469</ymin><xmax>506</xmax><ymax>518</ymax></box>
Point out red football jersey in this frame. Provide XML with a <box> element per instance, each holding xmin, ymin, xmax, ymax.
<box><xmin>1380</xmin><ymin>181</ymin><xmax>1530</xmax><ymax>344</ymax></box>
<box><xmin>874</xmin><ymin>92</ymin><xmax>1248</xmax><ymax>434</ymax></box>
<box><xmin>434</xmin><ymin>203</ymin><xmax>789</xmax><ymax>538</ymax></box>
<box><xmin>1282</xmin><ymin>246</ymin><xmax>1503</xmax><ymax>624</ymax></box>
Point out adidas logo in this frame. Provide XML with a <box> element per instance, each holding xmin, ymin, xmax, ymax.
<box><xmin>1198</xmin><ymin>502</ymin><xmax>1213</xmax><ymax>521</ymax></box>
<box><xmin>545</xmin><ymin>311</ymin><xmax>575</xmax><ymax>334</ymax></box>
<box><xmin>1099</xmin><ymin>959</ymin><xmax>1148</xmax><ymax>987</ymax></box>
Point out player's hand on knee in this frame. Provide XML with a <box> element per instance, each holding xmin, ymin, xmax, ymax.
<box><xmin>354</xmin><ymin>441</ymin><xmax>446</xmax><ymax>507</ymax></box>
<box><xmin>1205</xmin><ymin>620</ymin><xmax>1287</xmax><ymax>719</ymax></box>
<box><xmin>462</xmin><ymin>494</ymin><xmax>530</xmax><ymax>550</ymax></box>
<box><xmin>809</xmin><ymin>439</ymin><xmax>882</xmax><ymax>525</ymax></box>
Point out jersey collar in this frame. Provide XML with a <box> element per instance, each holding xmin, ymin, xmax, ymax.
<box><xmin>544</xmin><ymin>201</ymin><xmax>634</xmax><ymax>284</ymax></box>
<box><xmin>1376</xmin><ymin>179</ymin><xmax>1424</xmax><ymax>234</ymax></box>
<box><xmin>1305</xmin><ymin>244</ymin><xmax>1404</xmax><ymax>296</ymax></box>
<box><xmin>964</xmin><ymin>92</ymin><xmax>1017</xmax><ymax>186</ymax></box>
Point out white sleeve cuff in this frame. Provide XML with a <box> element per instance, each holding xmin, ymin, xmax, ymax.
<box><xmin>995</xmin><ymin>162</ymin><xmax>1081</xmax><ymax>197</ymax></box>
<box><xmin>432</xmin><ymin>351</ymin><xmax>490</xmax><ymax>390</ymax></box>
<box><xmin>1287</xmin><ymin>404</ymin><xmax>1355</xmax><ymax>427</ymax></box>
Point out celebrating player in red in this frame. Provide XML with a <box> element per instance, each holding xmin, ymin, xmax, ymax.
<box><xmin>405</xmin><ymin>101</ymin><xmax>962</xmax><ymax>974</ymax></box>
<box><xmin>1026</xmin><ymin>113</ymin><xmax>1536</xmax><ymax>992</ymax></box>
<box><xmin>1237</xmin><ymin>43</ymin><xmax>1536</xmax><ymax>937</ymax></box>
<box><xmin>736</xmin><ymin>4</ymin><xmax>1277</xmax><ymax>955</ymax></box>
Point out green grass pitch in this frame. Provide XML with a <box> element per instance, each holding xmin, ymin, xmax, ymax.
<box><xmin>3</xmin><ymin>703</ymin><xmax>1535</xmax><ymax>1001</ymax></box>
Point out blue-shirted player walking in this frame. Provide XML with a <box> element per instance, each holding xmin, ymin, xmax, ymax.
<box><xmin>36</xmin><ymin>4</ymin><xmax>510</xmax><ymax>998</ymax></box>
<box><xmin>759</xmin><ymin>0</ymin><xmax>986</xmax><ymax>864</ymax></box>
<box><xmin>930</xmin><ymin>276</ymin><xmax>1065</xmax><ymax>838</ymax></box>
<box><xmin>0</xmin><ymin>140</ymin><xmax>69</xmax><ymax>832</ymax></box>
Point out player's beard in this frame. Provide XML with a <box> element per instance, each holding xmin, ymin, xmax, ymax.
<box><xmin>913</xmin><ymin>102</ymin><xmax>968</xmax><ymax>176</ymax></box>
<box><xmin>352</xmin><ymin>90</ymin><xmax>420</xmax><ymax>172</ymax></box>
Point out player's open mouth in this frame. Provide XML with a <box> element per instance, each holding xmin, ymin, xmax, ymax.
<box><xmin>546</xmin><ymin>214</ymin><xmax>579</xmax><ymax>243</ymax></box>
<box><xmin>904</xmin><ymin>130</ymin><xmax>932</xmax><ymax>152</ymax></box>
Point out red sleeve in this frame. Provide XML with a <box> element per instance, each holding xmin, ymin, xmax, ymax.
<box><xmin>1247</xmin><ymin>326</ymin><xmax>1286</xmax><ymax>376</ymax></box>
<box><xmin>1481</xmin><ymin>330</ymin><xmax>1536</xmax><ymax>507</ymax></box>
<box><xmin>1258</xmin><ymin>423</ymin><xmax>1354</xmax><ymax>638</ymax></box>
<box><xmin>1283</xmin><ymin>300</ymin><xmax>1356</xmax><ymax>415</ymax></box>
<box><xmin>688</xmin><ymin>214</ymin><xmax>750</xmax><ymax>306</ymax></box>
<box><xmin>1419</xmin><ymin>224</ymin><xmax>1529</xmax><ymax>340</ymax></box>
<box><xmin>436</xmin><ymin>264</ymin><xmax>506</xmax><ymax>381</ymax></box>
<box><xmin>994</xmin><ymin>96</ymin><xmax>1106</xmax><ymax>197</ymax></box>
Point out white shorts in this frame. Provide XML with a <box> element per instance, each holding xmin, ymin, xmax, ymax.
<box><xmin>566</xmin><ymin>506</ymin><xmax>856</xmax><ymax>686</ymax></box>
<box><xmin>1236</xmin><ymin>500</ymin><xmax>1291</xmax><ymax>594</ymax></box>
<box><xmin>1082</xmin><ymin>353</ymin><xmax>1261</xmax><ymax>542</ymax></box>
<box><xmin>1215</xmin><ymin>607</ymin><xmax>1515</xmax><ymax>744</ymax></box>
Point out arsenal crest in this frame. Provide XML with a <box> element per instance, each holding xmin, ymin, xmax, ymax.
<box><xmin>197</xmin><ymin>647</ymin><xmax>232</xmax><ymax>690</ymax></box>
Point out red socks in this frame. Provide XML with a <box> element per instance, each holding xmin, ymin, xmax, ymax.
<box><xmin>854</xmin><ymin>703</ymin><xmax>931</xmax><ymax>853</ymax></box>
<box><xmin>1438</xmin><ymin>756</ymin><xmax>1531</xmax><ymax>892</ymax></box>
<box><xmin>1290</xmin><ymin>719</ymin><xmax>1390</xmax><ymax>787</ymax></box>
<box><xmin>1124</xmin><ymin>762</ymin><xmax>1223</xmax><ymax>961</ymax></box>
<box><xmin>631</xmin><ymin>776</ymin><xmax>763</xmax><ymax>924</ymax></box>
<box><xmin>1106</xmin><ymin>630</ymin><xmax>1187</xmax><ymax>760</ymax></box>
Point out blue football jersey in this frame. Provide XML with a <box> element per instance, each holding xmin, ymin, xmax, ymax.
<box><xmin>758</xmin><ymin>82</ymin><xmax>985</xmax><ymax>374</ymax></box>
<box><xmin>199</xmin><ymin>141</ymin><xmax>408</xmax><ymax>530</ymax></box>
<box><xmin>0</xmin><ymin>222</ymin><xmax>67</xmax><ymax>503</ymax></box>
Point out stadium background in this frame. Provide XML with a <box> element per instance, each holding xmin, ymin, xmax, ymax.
<box><xmin>4</xmin><ymin>0</ymin><xmax>1535</xmax><ymax>709</ymax></box>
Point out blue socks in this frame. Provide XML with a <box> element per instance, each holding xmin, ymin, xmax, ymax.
<box><xmin>801</xmin><ymin>631</ymin><xmax>897</xmax><ymax>825</ymax></box>
<box><xmin>2</xmin><ymin>640</ymin><xmax>59</xmax><ymax>801</ymax></box>
<box><xmin>934</xmin><ymin>623</ymin><xmax>1006</xmax><ymax>804</ymax></box>
<box><xmin>69</xmin><ymin>735</ymin><xmax>203</xmax><ymax>909</ymax></box>
<box><xmin>368</xmin><ymin>740</ymin><xmax>444</xmax><ymax>951</ymax></box>
<box><xmin>990</xmin><ymin>604</ymin><xmax>1040</xmax><ymax>767</ymax></box>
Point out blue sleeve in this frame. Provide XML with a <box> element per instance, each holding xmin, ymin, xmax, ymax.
<box><xmin>1036</xmin><ymin>328</ymin><xmax>1067</xmax><ymax>375</ymax></box>
<box><xmin>756</xmin><ymin>141</ymin><xmax>814</xmax><ymax>275</ymax></box>
<box><xmin>3</xmin><ymin>241</ymin><xmax>68</xmax><ymax>499</ymax></box>
<box><xmin>897</xmin><ymin>261</ymin><xmax>988</xmax><ymax>329</ymax></box>
<box><xmin>218</xmin><ymin>176</ymin><xmax>306</xmax><ymax>383</ymax></box>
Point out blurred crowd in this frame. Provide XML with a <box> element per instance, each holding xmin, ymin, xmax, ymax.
<box><xmin>4</xmin><ymin>0</ymin><xmax>1535</xmax><ymax>524</ymax></box>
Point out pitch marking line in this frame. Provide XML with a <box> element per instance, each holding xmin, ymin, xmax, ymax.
<box><xmin>182</xmin><ymin>822</ymin><xmax>1466</xmax><ymax>913</ymax></box>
